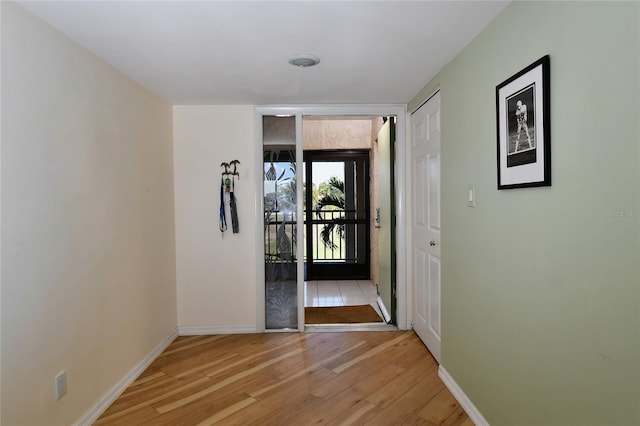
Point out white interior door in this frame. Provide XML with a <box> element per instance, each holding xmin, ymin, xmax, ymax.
<box><xmin>411</xmin><ymin>92</ymin><xmax>441</xmax><ymax>362</ymax></box>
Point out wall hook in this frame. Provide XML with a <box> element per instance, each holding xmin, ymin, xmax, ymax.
<box><xmin>229</xmin><ymin>159</ymin><xmax>240</xmax><ymax>179</ymax></box>
<box><xmin>221</xmin><ymin>160</ymin><xmax>240</xmax><ymax>179</ymax></box>
<box><xmin>220</xmin><ymin>162</ymin><xmax>230</xmax><ymax>175</ymax></box>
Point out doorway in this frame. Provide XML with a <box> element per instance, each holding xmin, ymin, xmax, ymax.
<box><xmin>255</xmin><ymin>106</ymin><xmax>408</xmax><ymax>332</ymax></box>
<box><xmin>301</xmin><ymin>116</ymin><xmax>394</xmax><ymax>326</ymax></box>
<box><xmin>304</xmin><ymin>150</ymin><xmax>370</xmax><ymax>281</ymax></box>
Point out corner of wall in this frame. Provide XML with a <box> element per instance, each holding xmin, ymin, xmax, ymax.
<box><xmin>0</xmin><ymin>2</ymin><xmax>4</xmax><ymax>423</ymax></box>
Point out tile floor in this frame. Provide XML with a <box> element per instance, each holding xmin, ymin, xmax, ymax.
<box><xmin>304</xmin><ymin>280</ymin><xmax>382</xmax><ymax>317</ymax></box>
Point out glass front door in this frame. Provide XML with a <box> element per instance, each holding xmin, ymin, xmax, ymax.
<box><xmin>304</xmin><ymin>151</ymin><xmax>370</xmax><ymax>280</ymax></box>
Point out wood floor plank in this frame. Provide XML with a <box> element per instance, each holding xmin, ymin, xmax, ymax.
<box><xmin>145</xmin><ymin>390</ymin><xmax>256</xmax><ymax>426</ymax></box>
<box><xmin>95</xmin><ymin>377</ymin><xmax>212</xmax><ymax>424</ymax></box>
<box><xmin>222</xmin><ymin>375</ymin><xmax>326</xmax><ymax>425</ymax></box>
<box><xmin>311</xmin><ymin>343</ymin><xmax>414</xmax><ymax>401</ymax></box>
<box><xmin>292</xmin><ymin>390</ymin><xmax>371</xmax><ymax>425</ymax></box>
<box><xmin>317</xmin><ymin>332</ymin><xmax>398</xmax><ymax>372</ymax></box>
<box><xmin>131</xmin><ymin>370</ymin><xmax>166</xmax><ymax>386</ymax></box>
<box><xmin>416</xmin><ymin>387</ymin><xmax>461</xmax><ymax>424</ymax></box>
<box><xmin>333</xmin><ymin>399</ymin><xmax>381</xmax><ymax>425</ymax></box>
<box><xmin>270</xmin><ymin>335</ymin><xmax>368</xmax><ymax>377</ymax></box>
<box><xmin>158</xmin><ymin>335</ymin><xmax>227</xmax><ymax>357</ymax></box>
<box><xmin>310</xmin><ymin>359</ymin><xmax>375</xmax><ymax>400</ymax></box>
<box><xmin>154</xmin><ymin>347</ymin><xmax>305</xmax><ymax>414</ymax></box>
<box><xmin>195</xmin><ymin>396</ymin><xmax>257</xmax><ymax>426</ymax></box>
<box><xmin>442</xmin><ymin>406</ymin><xmax>476</xmax><ymax>426</ymax></box>
<box><xmin>366</xmin><ymin>370</ymin><xmax>445</xmax><ymax>424</ymax></box>
<box><xmin>402</xmin><ymin>414</ymin><xmax>436</xmax><ymax>425</ymax></box>
<box><xmin>92</xmin><ymin>405</ymin><xmax>161</xmax><ymax>426</ymax></box>
<box><xmin>120</xmin><ymin>374</ymin><xmax>175</xmax><ymax>399</ymax></box>
<box><xmin>201</xmin><ymin>334</ymin><xmax>306</xmax><ymax>380</ymax></box>
<box><xmin>95</xmin><ymin>331</ymin><xmax>470</xmax><ymax>425</ymax></box>
<box><xmin>288</xmin><ymin>349</ymin><xmax>413</xmax><ymax>424</ymax></box>
<box><xmin>331</xmin><ymin>332</ymin><xmax>413</xmax><ymax>373</ymax></box>
<box><xmin>102</xmin><ymin>370</ymin><xmax>213</xmax><ymax>414</ymax></box>
<box><xmin>249</xmin><ymin>339</ymin><xmax>367</xmax><ymax>397</ymax></box>
<box><xmin>291</xmin><ymin>358</ymin><xmax>407</xmax><ymax>425</ymax></box>
<box><xmin>393</xmin><ymin>341</ymin><xmax>439</xmax><ymax>370</ymax></box>
<box><xmin>348</xmin><ymin>362</ymin><xmax>407</xmax><ymax>399</ymax></box>
<box><xmin>171</xmin><ymin>351</ymin><xmax>240</xmax><ymax>379</ymax></box>
<box><xmin>365</xmin><ymin>349</ymin><xmax>439</xmax><ymax>408</ymax></box>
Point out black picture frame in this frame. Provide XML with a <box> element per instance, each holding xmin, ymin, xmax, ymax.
<box><xmin>496</xmin><ymin>55</ymin><xmax>550</xmax><ymax>189</ymax></box>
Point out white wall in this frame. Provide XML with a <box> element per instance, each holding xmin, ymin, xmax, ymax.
<box><xmin>173</xmin><ymin>106</ymin><xmax>257</xmax><ymax>331</ymax></box>
<box><xmin>1</xmin><ymin>3</ymin><xmax>177</xmax><ymax>424</ymax></box>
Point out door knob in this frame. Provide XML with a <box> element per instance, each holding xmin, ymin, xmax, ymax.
<box><xmin>430</xmin><ymin>240</ymin><xmax>437</xmax><ymax>247</ymax></box>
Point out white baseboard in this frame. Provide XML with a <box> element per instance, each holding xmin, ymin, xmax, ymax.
<box><xmin>178</xmin><ymin>324</ymin><xmax>256</xmax><ymax>335</ymax></box>
<box><xmin>74</xmin><ymin>328</ymin><xmax>178</xmax><ymax>426</ymax></box>
<box><xmin>438</xmin><ymin>365</ymin><xmax>489</xmax><ymax>426</ymax></box>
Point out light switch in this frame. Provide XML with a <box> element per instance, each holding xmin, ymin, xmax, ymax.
<box><xmin>468</xmin><ymin>184</ymin><xmax>476</xmax><ymax>207</ymax></box>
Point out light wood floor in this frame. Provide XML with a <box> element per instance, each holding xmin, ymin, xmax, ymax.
<box><xmin>96</xmin><ymin>331</ymin><xmax>472</xmax><ymax>425</ymax></box>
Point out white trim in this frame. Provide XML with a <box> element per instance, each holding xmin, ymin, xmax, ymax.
<box><xmin>377</xmin><ymin>295</ymin><xmax>392</xmax><ymax>324</ymax></box>
<box><xmin>295</xmin><ymin>114</ymin><xmax>305</xmax><ymax>331</ymax></box>
<box><xmin>394</xmin><ymin>107</ymin><xmax>408</xmax><ymax>330</ymax></box>
<box><xmin>74</xmin><ymin>328</ymin><xmax>178</xmax><ymax>426</ymax></box>
<box><xmin>254</xmin><ymin>109</ymin><xmax>266</xmax><ymax>332</ymax></box>
<box><xmin>404</xmin><ymin>111</ymin><xmax>413</xmax><ymax>332</ymax></box>
<box><xmin>438</xmin><ymin>366</ymin><xmax>489</xmax><ymax>426</ymax></box>
<box><xmin>178</xmin><ymin>325</ymin><xmax>257</xmax><ymax>336</ymax></box>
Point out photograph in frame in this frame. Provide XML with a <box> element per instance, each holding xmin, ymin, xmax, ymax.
<box><xmin>496</xmin><ymin>55</ymin><xmax>550</xmax><ymax>189</ymax></box>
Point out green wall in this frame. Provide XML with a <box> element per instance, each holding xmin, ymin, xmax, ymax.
<box><xmin>409</xmin><ymin>2</ymin><xmax>639</xmax><ymax>424</ymax></box>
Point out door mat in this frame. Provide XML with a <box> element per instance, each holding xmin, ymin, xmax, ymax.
<box><xmin>305</xmin><ymin>304</ymin><xmax>383</xmax><ymax>324</ymax></box>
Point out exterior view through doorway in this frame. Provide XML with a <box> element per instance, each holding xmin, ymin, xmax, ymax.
<box><xmin>256</xmin><ymin>106</ymin><xmax>407</xmax><ymax>332</ymax></box>
<box><xmin>301</xmin><ymin>116</ymin><xmax>396</xmax><ymax>325</ymax></box>
<box><xmin>304</xmin><ymin>151</ymin><xmax>370</xmax><ymax>281</ymax></box>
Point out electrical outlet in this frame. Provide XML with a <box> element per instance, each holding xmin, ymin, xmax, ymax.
<box><xmin>55</xmin><ymin>370</ymin><xmax>67</xmax><ymax>400</ymax></box>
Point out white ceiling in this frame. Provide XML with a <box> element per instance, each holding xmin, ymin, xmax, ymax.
<box><xmin>18</xmin><ymin>1</ymin><xmax>509</xmax><ymax>105</ymax></box>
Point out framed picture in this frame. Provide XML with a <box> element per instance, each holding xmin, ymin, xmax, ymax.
<box><xmin>496</xmin><ymin>55</ymin><xmax>550</xmax><ymax>189</ymax></box>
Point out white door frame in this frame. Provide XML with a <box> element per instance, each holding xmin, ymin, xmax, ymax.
<box><xmin>254</xmin><ymin>104</ymin><xmax>407</xmax><ymax>331</ymax></box>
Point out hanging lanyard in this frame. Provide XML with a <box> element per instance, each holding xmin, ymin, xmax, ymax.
<box><xmin>230</xmin><ymin>176</ymin><xmax>239</xmax><ymax>234</ymax></box>
<box><xmin>219</xmin><ymin>177</ymin><xmax>227</xmax><ymax>232</ymax></box>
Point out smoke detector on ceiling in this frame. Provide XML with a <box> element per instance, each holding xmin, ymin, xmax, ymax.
<box><xmin>288</xmin><ymin>54</ymin><xmax>320</xmax><ymax>68</ymax></box>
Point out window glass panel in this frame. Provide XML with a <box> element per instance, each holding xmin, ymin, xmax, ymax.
<box><xmin>263</xmin><ymin>116</ymin><xmax>297</xmax><ymax>329</ymax></box>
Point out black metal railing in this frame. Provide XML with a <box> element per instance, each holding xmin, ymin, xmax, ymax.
<box><xmin>265</xmin><ymin>209</ymin><xmax>368</xmax><ymax>263</ymax></box>
<box><xmin>307</xmin><ymin>209</ymin><xmax>350</xmax><ymax>262</ymax></box>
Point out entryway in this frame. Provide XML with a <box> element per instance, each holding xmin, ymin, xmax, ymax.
<box><xmin>304</xmin><ymin>280</ymin><xmax>383</xmax><ymax>326</ymax></box>
<box><xmin>301</xmin><ymin>116</ymin><xmax>394</xmax><ymax>327</ymax></box>
<box><xmin>256</xmin><ymin>105</ymin><xmax>408</xmax><ymax>332</ymax></box>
